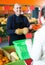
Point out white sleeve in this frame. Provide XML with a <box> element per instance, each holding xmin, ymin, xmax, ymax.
<box><xmin>30</xmin><ymin>32</ymin><xmax>42</xmax><ymax>61</ymax></box>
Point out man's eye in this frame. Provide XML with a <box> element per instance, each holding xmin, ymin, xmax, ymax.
<box><xmin>19</xmin><ymin>7</ymin><xmax>21</xmax><ymax>9</ymax></box>
<box><xmin>16</xmin><ymin>7</ymin><xmax>21</xmax><ymax>9</ymax></box>
<box><xmin>17</xmin><ymin>8</ymin><xmax>18</xmax><ymax>9</ymax></box>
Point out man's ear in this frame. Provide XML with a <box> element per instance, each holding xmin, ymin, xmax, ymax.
<box><xmin>13</xmin><ymin>8</ymin><xmax>14</xmax><ymax>11</ymax></box>
<box><xmin>13</xmin><ymin>8</ymin><xmax>15</xmax><ymax>12</ymax></box>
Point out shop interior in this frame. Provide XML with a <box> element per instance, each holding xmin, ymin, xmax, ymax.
<box><xmin>0</xmin><ymin>0</ymin><xmax>45</xmax><ymax>65</ymax></box>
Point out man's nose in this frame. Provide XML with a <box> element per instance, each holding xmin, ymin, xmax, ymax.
<box><xmin>18</xmin><ymin>9</ymin><xmax>21</xmax><ymax>11</ymax></box>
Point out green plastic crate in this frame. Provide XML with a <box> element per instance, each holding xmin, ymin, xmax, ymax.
<box><xmin>13</xmin><ymin>39</ymin><xmax>30</xmax><ymax>60</ymax></box>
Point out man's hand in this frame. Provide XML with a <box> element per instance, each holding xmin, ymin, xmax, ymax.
<box><xmin>29</xmin><ymin>25</ymin><xmax>33</xmax><ymax>30</ymax></box>
<box><xmin>15</xmin><ymin>28</ymin><xmax>23</xmax><ymax>35</ymax></box>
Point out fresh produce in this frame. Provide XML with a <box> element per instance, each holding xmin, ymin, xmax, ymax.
<box><xmin>0</xmin><ymin>49</ymin><xmax>10</xmax><ymax>65</ymax></box>
<box><xmin>0</xmin><ymin>27</ymin><xmax>4</xmax><ymax>32</ymax></box>
<box><xmin>0</xmin><ymin>60</ymin><xmax>3</xmax><ymax>65</ymax></box>
<box><xmin>15</xmin><ymin>28</ymin><xmax>23</xmax><ymax>35</ymax></box>
<box><xmin>32</xmin><ymin>24</ymin><xmax>42</xmax><ymax>30</ymax></box>
<box><xmin>0</xmin><ymin>48</ymin><xmax>19</xmax><ymax>65</ymax></box>
<box><xmin>10</xmin><ymin>52</ymin><xmax>19</xmax><ymax>62</ymax></box>
<box><xmin>22</xmin><ymin>27</ymin><xmax>29</xmax><ymax>34</ymax></box>
<box><xmin>15</xmin><ymin>27</ymin><xmax>29</xmax><ymax>35</ymax></box>
<box><xmin>28</xmin><ymin>17</ymin><xmax>38</xmax><ymax>23</ymax></box>
<box><xmin>0</xmin><ymin>18</ymin><xmax>7</xmax><ymax>24</ymax></box>
<box><xmin>2</xmin><ymin>56</ymin><xmax>9</xmax><ymax>64</ymax></box>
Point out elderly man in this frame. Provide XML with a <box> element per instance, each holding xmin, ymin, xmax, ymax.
<box><xmin>6</xmin><ymin>3</ymin><xmax>31</xmax><ymax>45</ymax></box>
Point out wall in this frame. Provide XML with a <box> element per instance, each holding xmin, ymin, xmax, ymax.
<box><xmin>0</xmin><ymin>0</ymin><xmax>45</xmax><ymax>6</ymax></box>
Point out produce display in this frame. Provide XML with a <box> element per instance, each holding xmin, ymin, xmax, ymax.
<box><xmin>28</xmin><ymin>17</ymin><xmax>38</xmax><ymax>23</ymax></box>
<box><xmin>0</xmin><ymin>49</ymin><xmax>10</xmax><ymax>65</ymax></box>
<box><xmin>0</xmin><ymin>27</ymin><xmax>4</xmax><ymax>32</ymax></box>
<box><xmin>0</xmin><ymin>48</ymin><xmax>19</xmax><ymax>65</ymax></box>
<box><xmin>24</xmin><ymin>14</ymin><xmax>38</xmax><ymax>23</ymax></box>
<box><xmin>32</xmin><ymin>24</ymin><xmax>42</xmax><ymax>30</ymax></box>
<box><xmin>0</xmin><ymin>18</ymin><xmax>7</xmax><ymax>24</ymax></box>
<box><xmin>0</xmin><ymin>17</ymin><xmax>7</xmax><ymax>37</ymax></box>
<box><xmin>0</xmin><ymin>25</ymin><xmax>6</xmax><ymax>37</ymax></box>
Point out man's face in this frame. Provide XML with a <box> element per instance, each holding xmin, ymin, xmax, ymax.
<box><xmin>14</xmin><ymin>4</ymin><xmax>21</xmax><ymax>16</ymax></box>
